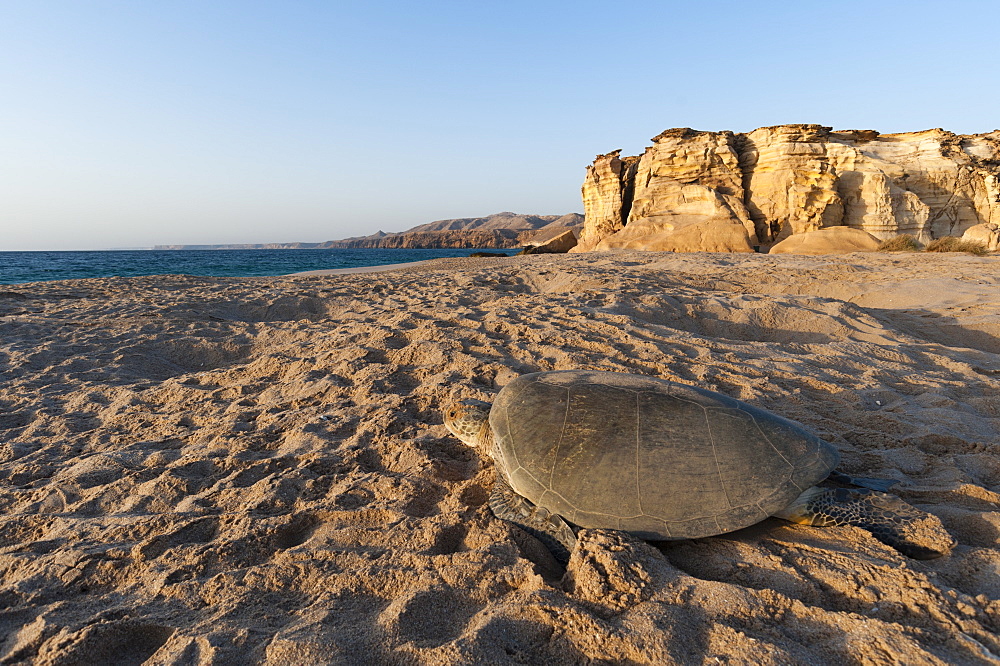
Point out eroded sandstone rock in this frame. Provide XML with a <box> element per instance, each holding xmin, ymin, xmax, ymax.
<box><xmin>519</xmin><ymin>228</ymin><xmax>579</xmax><ymax>254</ymax></box>
<box><xmin>768</xmin><ymin>227</ymin><xmax>882</xmax><ymax>255</ymax></box>
<box><xmin>578</xmin><ymin>125</ymin><xmax>1000</xmax><ymax>253</ymax></box>
<box><xmin>576</xmin><ymin>151</ymin><xmax>639</xmax><ymax>252</ymax></box>
<box><xmin>961</xmin><ymin>223</ymin><xmax>1000</xmax><ymax>251</ymax></box>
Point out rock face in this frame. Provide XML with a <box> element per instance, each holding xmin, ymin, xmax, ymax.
<box><xmin>575</xmin><ymin>125</ymin><xmax>1000</xmax><ymax>253</ymax></box>
<box><xmin>577</xmin><ymin>151</ymin><xmax>639</xmax><ymax>250</ymax></box>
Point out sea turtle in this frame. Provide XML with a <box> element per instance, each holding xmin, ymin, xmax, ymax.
<box><xmin>444</xmin><ymin>370</ymin><xmax>954</xmax><ymax>561</ymax></box>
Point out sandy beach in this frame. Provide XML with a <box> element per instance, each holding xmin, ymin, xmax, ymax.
<box><xmin>1</xmin><ymin>250</ymin><xmax>998</xmax><ymax>664</ymax></box>
<box><xmin>289</xmin><ymin>260</ymin><xmax>437</xmax><ymax>277</ymax></box>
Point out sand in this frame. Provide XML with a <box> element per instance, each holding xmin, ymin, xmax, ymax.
<box><xmin>0</xmin><ymin>250</ymin><xmax>998</xmax><ymax>664</ymax></box>
<box><xmin>290</xmin><ymin>261</ymin><xmax>433</xmax><ymax>276</ymax></box>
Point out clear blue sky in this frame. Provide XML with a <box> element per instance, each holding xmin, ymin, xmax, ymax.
<box><xmin>2</xmin><ymin>1</ymin><xmax>998</xmax><ymax>250</ymax></box>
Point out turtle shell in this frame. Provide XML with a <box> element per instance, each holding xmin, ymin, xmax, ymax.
<box><xmin>489</xmin><ymin>370</ymin><xmax>839</xmax><ymax>540</ymax></box>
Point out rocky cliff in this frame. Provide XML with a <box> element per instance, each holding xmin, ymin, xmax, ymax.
<box><xmin>324</xmin><ymin>229</ymin><xmax>530</xmax><ymax>249</ymax></box>
<box><xmin>323</xmin><ymin>213</ymin><xmax>582</xmax><ymax>249</ymax></box>
<box><xmin>575</xmin><ymin>125</ymin><xmax>1000</xmax><ymax>253</ymax></box>
<box><xmin>402</xmin><ymin>211</ymin><xmax>583</xmax><ymax>233</ymax></box>
<box><xmin>154</xmin><ymin>212</ymin><xmax>583</xmax><ymax>251</ymax></box>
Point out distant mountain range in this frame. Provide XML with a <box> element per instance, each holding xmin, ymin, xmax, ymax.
<box><xmin>153</xmin><ymin>212</ymin><xmax>584</xmax><ymax>250</ymax></box>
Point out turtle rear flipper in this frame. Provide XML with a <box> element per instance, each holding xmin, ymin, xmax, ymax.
<box><xmin>490</xmin><ymin>477</ymin><xmax>577</xmax><ymax>564</ymax></box>
<box><xmin>826</xmin><ymin>470</ymin><xmax>900</xmax><ymax>492</ymax></box>
<box><xmin>774</xmin><ymin>487</ymin><xmax>956</xmax><ymax>560</ymax></box>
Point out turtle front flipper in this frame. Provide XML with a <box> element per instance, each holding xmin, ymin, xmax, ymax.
<box><xmin>490</xmin><ymin>477</ymin><xmax>577</xmax><ymax>564</ymax></box>
<box><xmin>774</xmin><ymin>487</ymin><xmax>956</xmax><ymax>560</ymax></box>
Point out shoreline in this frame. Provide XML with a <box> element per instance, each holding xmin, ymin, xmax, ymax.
<box><xmin>0</xmin><ymin>248</ymin><xmax>501</xmax><ymax>285</ymax></box>
<box><xmin>287</xmin><ymin>259</ymin><xmax>432</xmax><ymax>276</ymax></box>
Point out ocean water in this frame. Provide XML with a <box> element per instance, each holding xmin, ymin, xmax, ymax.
<box><xmin>0</xmin><ymin>248</ymin><xmax>508</xmax><ymax>285</ymax></box>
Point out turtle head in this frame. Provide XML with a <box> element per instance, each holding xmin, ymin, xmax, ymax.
<box><xmin>444</xmin><ymin>398</ymin><xmax>491</xmax><ymax>447</ymax></box>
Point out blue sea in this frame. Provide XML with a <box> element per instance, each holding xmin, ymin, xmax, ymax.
<box><xmin>0</xmin><ymin>248</ymin><xmax>508</xmax><ymax>285</ymax></box>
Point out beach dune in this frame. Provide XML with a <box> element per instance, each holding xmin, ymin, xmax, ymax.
<box><xmin>0</xmin><ymin>251</ymin><xmax>997</xmax><ymax>664</ymax></box>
